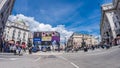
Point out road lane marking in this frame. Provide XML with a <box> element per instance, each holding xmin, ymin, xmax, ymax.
<box><xmin>0</xmin><ymin>58</ymin><xmax>19</xmax><ymax>60</ymax></box>
<box><xmin>59</xmin><ymin>56</ymin><xmax>79</xmax><ymax>68</ymax></box>
<box><xmin>34</xmin><ymin>57</ymin><xmax>41</xmax><ymax>62</ymax></box>
<box><xmin>9</xmin><ymin>58</ymin><xmax>19</xmax><ymax>60</ymax></box>
<box><xmin>59</xmin><ymin>56</ymin><xmax>68</xmax><ymax>61</ymax></box>
<box><xmin>70</xmin><ymin>62</ymin><xmax>79</xmax><ymax>68</ymax></box>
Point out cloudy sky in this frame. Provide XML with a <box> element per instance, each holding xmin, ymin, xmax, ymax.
<box><xmin>10</xmin><ymin>0</ymin><xmax>112</xmax><ymax>41</ymax></box>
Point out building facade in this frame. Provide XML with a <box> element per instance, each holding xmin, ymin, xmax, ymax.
<box><xmin>100</xmin><ymin>3</ymin><xmax>116</xmax><ymax>45</ymax></box>
<box><xmin>4</xmin><ymin>19</ymin><xmax>29</xmax><ymax>45</ymax></box>
<box><xmin>113</xmin><ymin>0</ymin><xmax>120</xmax><ymax>45</ymax></box>
<box><xmin>0</xmin><ymin>0</ymin><xmax>15</xmax><ymax>37</ymax></box>
<box><xmin>100</xmin><ymin>0</ymin><xmax>120</xmax><ymax>45</ymax></box>
<box><xmin>67</xmin><ymin>33</ymin><xmax>98</xmax><ymax>48</ymax></box>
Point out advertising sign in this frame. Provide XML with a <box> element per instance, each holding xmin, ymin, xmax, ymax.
<box><xmin>52</xmin><ymin>36</ymin><xmax>60</xmax><ymax>42</ymax></box>
<box><xmin>33</xmin><ymin>38</ymin><xmax>41</xmax><ymax>45</ymax></box>
<box><xmin>33</xmin><ymin>31</ymin><xmax>60</xmax><ymax>45</ymax></box>
<box><xmin>42</xmin><ymin>32</ymin><xmax>52</xmax><ymax>37</ymax></box>
<box><xmin>33</xmin><ymin>32</ymin><xmax>41</xmax><ymax>38</ymax></box>
<box><xmin>42</xmin><ymin>36</ymin><xmax>52</xmax><ymax>41</ymax></box>
<box><xmin>33</xmin><ymin>38</ymin><xmax>41</xmax><ymax>41</ymax></box>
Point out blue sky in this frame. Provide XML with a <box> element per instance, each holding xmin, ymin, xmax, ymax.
<box><xmin>12</xmin><ymin>0</ymin><xmax>112</xmax><ymax>36</ymax></box>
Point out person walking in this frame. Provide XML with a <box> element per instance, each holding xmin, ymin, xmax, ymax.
<box><xmin>13</xmin><ymin>44</ymin><xmax>17</xmax><ymax>55</ymax></box>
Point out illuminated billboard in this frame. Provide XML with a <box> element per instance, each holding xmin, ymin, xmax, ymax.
<box><xmin>33</xmin><ymin>38</ymin><xmax>41</xmax><ymax>45</ymax></box>
<box><xmin>33</xmin><ymin>31</ymin><xmax>60</xmax><ymax>45</ymax></box>
<box><xmin>52</xmin><ymin>36</ymin><xmax>60</xmax><ymax>42</ymax></box>
<box><xmin>42</xmin><ymin>36</ymin><xmax>52</xmax><ymax>41</ymax></box>
<box><xmin>33</xmin><ymin>32</ymin><xmax>41</xmax><ymax>38</ymax></box>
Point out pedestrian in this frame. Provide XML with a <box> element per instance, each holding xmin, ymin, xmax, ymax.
<box><xmin>17</xmin><ymin>46</ymin><xmax>22</xmax><ymax>56</ymax></box>
<box><xmin>13</xmin><ymin>44</ymin><xmax>17</xmax><ymax>55</ymax></box>
<box><xmin>28</xmin><ymin>46</ymin><xmax>32</xmax><ymax>54</ymax></box>
<box><xmin>21</xmin><ymin>44</ymin><xmax>26</xmax><ymax>52</ymax></box>
<box><xmin>9</xmin><ymin>44</ymin><xmax>13</xmax><ymax>53</ymax></box>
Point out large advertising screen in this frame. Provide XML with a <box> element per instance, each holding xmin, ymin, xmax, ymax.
<box><xmin>33</xmin><ymin>31</ymin><xmax>60</xmax><ymax>45</ymax></box>
<box><xmin>33</xmin><ymin>32</ymin><xmax>41</xmax><ymax>38</ymax></box>
<box><xmin>33</xmin><ymin>38</ymin><xmax>41</xmax><ymax>45</ymax></box>
<box><xmin>52</xmin><ymin>36</ymin><xmax>60</xmax><ymax>42</ymax></box>
<box><xmin>42</xmin><ymin>36</ymin><xmax>52</xmax><ymax>41</ymax></box>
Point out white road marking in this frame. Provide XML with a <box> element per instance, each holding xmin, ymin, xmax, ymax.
<box><xmin>70</xmin><ymin>62</ymin><xmax>79</xmax><ymax>68</ymax></box>
<box><xmin>9</xmin><ymin>58</ymin><xmax>19</xmax><ymax>60</ymax></box>
<box><xmin>0</xmin><ymin>58</ymin><xmax>19</xmax><ymax>60</ymax></box>
<box><xmin>59</xmin><ymin>56</ymin><xmax>68</xmax><ymax>61</ymax></box>
<box><xmin>59</xmin><ymin>56</ymin><xmax>79</xmax><ymax>68</ymax></box>
<box><xmin>34</xmin><ymin>57</ymin><xmax>41</xmax><ymax>62</ymax></box>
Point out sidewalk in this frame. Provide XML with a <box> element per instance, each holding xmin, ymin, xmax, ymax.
<box><xmin>25</xmin><ymin>51</ymin><xmax>64</xmax><ymax>55</ymax></box>
<box><xmin>82</xmin><ymin>45</ymin><xmax>120</xmax><ymax>55</ymax></box>
<box><xmin>0</xmin><ymin>53</ymin><xmax>14</xmax><ymax>55</ymax></box>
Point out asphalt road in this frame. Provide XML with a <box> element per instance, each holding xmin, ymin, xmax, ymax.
<box><xmin>0</xmin><ymin>46</ymin><xmax>120</xmax><ymax>68</ymax></box>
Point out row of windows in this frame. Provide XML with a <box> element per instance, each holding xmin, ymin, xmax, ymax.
<box><xmin>114</xmin><ymin>22</ymin><xmax>120</xmax><ymax>28</ymax></box>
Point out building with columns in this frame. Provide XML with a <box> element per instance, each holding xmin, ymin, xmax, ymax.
<box><xmin>113</xmin><ymin>0</ymin><xmax>120</xmax><ymax>45</ymax></box>
<box><xmin>100</xmin><ymin>0</ymin><xmax>120</xmax><ymax>45</ymax></box>
<box><xmin>4</xmin><ymin>19</ymin><xmax>30</xmax><ymax>45</ymax></box>
<box><xmin>67</xmin><ymin>33</ymin><xmax>98</xmax><ymax>48</ymax></box>
<box><xmin>100</xmin><ymin>3</ymin><xmax>116</xmax><ymax>45</ymax></box>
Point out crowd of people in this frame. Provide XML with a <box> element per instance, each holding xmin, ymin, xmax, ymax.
<box><xmin>0</xmin><ymin>40</ymin><xmax>27</xmax><ymax>55</ymax></box>
<box><xmin>65</xmin><ymin>43</ymin><xmax>119</xmax><ymax>52</ymax></box>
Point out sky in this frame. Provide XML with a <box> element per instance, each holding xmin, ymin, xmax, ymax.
<box><xmin>10</xmin><ymin>0</ymin><xmax>112</xmax><ymax>41</ymax></box>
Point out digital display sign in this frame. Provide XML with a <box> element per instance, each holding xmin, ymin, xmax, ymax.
<box><xmin>33</xmin><ymin>31</ymin><xmax>60</xmax><ymax>45</ymax></box>
<box><xmin>42</xmin><ymin>36</ymin><xmax>52</xmax><ymax>41</ymax></box>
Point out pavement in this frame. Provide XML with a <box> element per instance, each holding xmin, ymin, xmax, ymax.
<box><xmin>0</xmin><ymin>46</ymin><xmax>120</xmax><ymax>68</ymax></box>
<box><xmin>31</xmin><ymin>51</ymin><xmax>64</xmax><ymax>55</ymax></box>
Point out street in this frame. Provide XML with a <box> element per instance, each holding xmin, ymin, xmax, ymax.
<box><xmin>0</xmin><ymin>46</ymin><xmax>120</xmax><ymax>68</ymax></box>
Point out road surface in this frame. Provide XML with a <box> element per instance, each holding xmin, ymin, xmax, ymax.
<box><xmin>0</xmin><ymin>46</ymin><xmax>120</xmax><ymax>68</ymax></box>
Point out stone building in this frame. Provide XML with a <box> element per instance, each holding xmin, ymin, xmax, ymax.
<box><xmin>4</xmin><ymin>19</ymin><xmax>29</xmax><ymax>45</ymax></box>
<box><xmin>67</xmin><ymin>33</ymin><xmax>98</xmax><ymax>48</ymax></box>
<box><xmin>0</xmin><ymin>0</ymin><xmax>15</xmax><ymax>37</ymax></box>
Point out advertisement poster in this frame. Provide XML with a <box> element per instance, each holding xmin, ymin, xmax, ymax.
<box><xmin>33</xmin><ymin>38</ymin><xmax>41</xmax><ymax>45</ymax></box>
<box><xmin>33</xmin><ymin>32</ymin><xmax>41</xmax><ymax>38</ymax></box>
<box><xmin>33</xmin><ymin>31</ymin><xmax>60</xmax><ymax>45</ymax></box>
<box><xmin>42</xmin><ymin>36</ymin><xmax>52</xmax><ymax>41</ymax></box>
<box><xmin>52</xmin><ymin>36</ymin><xmax>60</xmax><ymax>42</ymax></box>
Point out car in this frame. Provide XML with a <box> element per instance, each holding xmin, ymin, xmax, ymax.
<box><xmin>32</xmin><ymin>46</ymin><xmax>39</xmax><ymax>52</ymax></box>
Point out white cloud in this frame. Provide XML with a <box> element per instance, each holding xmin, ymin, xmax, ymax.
<box><xmin>8</xmin><ymin>14</ymin><xmax>73</xmax><ymax>43</ymax></box>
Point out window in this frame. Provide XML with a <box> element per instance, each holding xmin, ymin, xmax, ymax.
<box><xmin>116</xmin><ymin>16</ymin><xmax>119</xmax><ymax>19</ymax></box>
<box><xmin>18</xmin><ymin>30</ymin><xmax>21</xmax><ymax>38</ymax></box>
<box><xmin>13</xmin><ymin>29</ymin><xmax>16</xmax><ymax>33</ymax></box>
<box><xmin>119</xmin><ymin>22</ymin><xmax>120</xmax><ymax>26</ymax></box>
<box><xmin>115</xmin><ymin>23</ymin><xmax>117</xmax><ymax>27</ymax></box>
<box><xmin>114</xmin><ymin>12</ymin><xmax>116</xmax><ymax>14</ymax></box>
<box><xmin>1</xmin><ymin>12</ymin><xmax>3</xmax><ymax>18</ymax></box>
